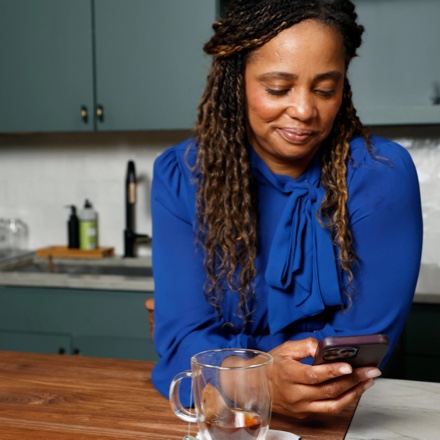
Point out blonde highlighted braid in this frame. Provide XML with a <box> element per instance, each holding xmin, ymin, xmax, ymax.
<box><xmin>192</xmin><ymin>0</ymin><xmax>369</xmax><ymax>323</ymax></box>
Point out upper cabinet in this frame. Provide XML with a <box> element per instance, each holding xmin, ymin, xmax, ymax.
<box><xmin>3</xmin><ymin>1</ymin><xmax>437</xmax><ymax>131</ymax></box>
<box><xmin>93</xmin><ymin>0</ymin><xmax>215</xmax><ymax>131</ymax></box>
<box><xmin>0</xmin><ymin>0</ymin><xmax>216</xmax><ymax>133</ymax></box>
<box><xmin>349</xmin><ymin>0</ymin><xmax>440</xmax><ymax>125</ymax></box>
<box><xmin>220</xmin><ymin>0</ymin><xmax>440</xmax><ymax>126</ymax></box>
<box><xmin>0</xmin><ymin>0</ymin><xmax>94</xmax><ymax>132</ymax></box>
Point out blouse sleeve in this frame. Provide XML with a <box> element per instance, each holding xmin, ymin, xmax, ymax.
<box><xmin>150</xmin><ymin>145</ymin><xmax>258</xmax><ymax>404</ymax></box>
<box><xmin>271</xmin><ymin>139</ymin><xmax>423</xmax><ymax>363</ymax></box>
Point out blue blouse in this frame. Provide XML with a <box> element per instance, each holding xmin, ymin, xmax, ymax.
<box><xmin>151</xmin><ymin>135</ymin><xmax>423</xmax><ymax>404</ymax></box>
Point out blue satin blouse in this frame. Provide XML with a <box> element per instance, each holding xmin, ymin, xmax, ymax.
<box><xmin>150</xmin><ymin>135</ymin><xmax>423</xmax><ymax>405</ymax></box>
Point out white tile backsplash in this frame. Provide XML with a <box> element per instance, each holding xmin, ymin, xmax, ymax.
<box><xmin>406</xmin><ymin>141</ymin><xmax>440</xmax><ymax>264</ymax></box>
<box><xmin>0</xmin><ymin>127</ymin><xmax>439</xmax><ymax>264</ymax></box>
<box><xmin>0</xmin><ymin>130</ymin><xmax>190</xmax><ymax>256</ymax></box>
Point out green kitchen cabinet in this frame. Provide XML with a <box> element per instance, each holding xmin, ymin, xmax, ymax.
<box><xmin>381</xmin><ymin>303</ymin><xmax>440</xmax><ymax>382</ymax></box>
<box><xmin>403</xmin><ymin>303</ymin><xmax>440</xmax><ymax>382</ymax></box>
<box><xmin>0</xmin><ymin>0</ymin><xmax>94</xmax><ymax>133</ymax></box>
<box><xmin>0</xmin><ymin>330</ymin><xmax>72</xmax><ymax>355</ymax></box>
<box><xmin>93</xmin><ymin>0</ymin><xmax>215</xmax><ymax>131</ymax></box>
<box><xmin>0</xmin><ymin>0</ymin><xmax>216</xmax><ymax>133</ymax></box>
<box><xmin>349</xmin><ymin>0</ymin><xmax>440</xmax><ymax>125</ymax></box>
<box><xmin>0</xmin><ymin>285</ymin><xmax>158</xmax><ymax>361</ymax></box>
<box><xmin>219</xmin><ymin>0</ymin><xmax>440</xmax><ymax>125</ymax></box>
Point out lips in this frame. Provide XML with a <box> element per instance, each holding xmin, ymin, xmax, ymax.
<box><xmin>277</xmin><ymin>127</ymin><xmax>316</xmax><ymax>144</ymax></box>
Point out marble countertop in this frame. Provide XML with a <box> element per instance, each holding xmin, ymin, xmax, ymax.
<box><xmin>1</xmin><ymin>252</ymin><xmax>439</xmax><ymax>300</ymax></box>
<box><xmin>414</xmin><ymin>263</ymin><xmax>440</xmax><ymax>303</ymax></box>
<box><xmin>0</xmin><ymin>253</ymin><xmax>154</xmax><ymax>292</ymax></box>
<box><xmin>346</xmin><ymin>378</ymin><xmax>440</xmax><ymax>439</ymax></box>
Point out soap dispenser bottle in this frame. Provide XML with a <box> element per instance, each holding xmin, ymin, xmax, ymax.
<box><xmin>66</xmin><ymin>205</ymin><xmax>80</xmax><ymax>249</ymax></box>
<box><xmin>79</xmin><ymin>199</ymin><xmax>98</xmax><ymax>250</ymax></box>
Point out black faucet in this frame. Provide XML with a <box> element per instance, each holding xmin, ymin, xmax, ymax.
<box><xmin>124</xmin><ymin>160</ymin><xmax>152</xmax><ymax>258</ymax></box>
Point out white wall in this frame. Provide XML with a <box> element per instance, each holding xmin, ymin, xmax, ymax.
<box><xmin>374</xmin><ymin>125</ymin><xmax>440</xmax><ymax>266</ymax></box>
<box><xmin>401</xmin><ymin>142</ymin><xmax>440</xmax><ymax>265</ymax></box>
<box><xmin>0</xmin><ymin>130</ymin><xmax>190</xmax><ymax>256</ymax></box>
<box><xmin>0</xmin><ymin>126</ymin><xmax>439</xmax><ymax>264</ymax></box>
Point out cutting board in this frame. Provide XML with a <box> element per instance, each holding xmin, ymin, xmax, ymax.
<box><xmin>36</xmin><ymin>246</ymin><xmax>115</xmax><ymax>259</ymax></box>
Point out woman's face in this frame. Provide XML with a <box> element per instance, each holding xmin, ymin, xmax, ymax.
<box><xmin>245</xmin><ymin>20</ymin><xmax>346</xmax><ymax>178</ymax></box>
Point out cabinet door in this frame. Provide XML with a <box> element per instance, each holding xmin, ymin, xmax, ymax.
<box><xmin>403</xmin><ymin>303</ymin><xmax>440</xmax><ymax>382</ymax></box>
<box><xmin>72</xmin><ymin>335</ymin><xmax>158</xmax><ymax>361</ymax></box>
<box><xmin>0</xmin><ymin>0</ymin><xmax>94</xmax><ymax>133</ymax></box>
<box><xmin>94</xmin><ymin>0</ymin><xmax>216</xmax><ymax>131</ymax></box>
<box><xmin>0</xmin><ymin>286</ymin><xmax>156</xmax><ymax>361</ymax></box>
<box><xmin>349</xmin><ymin>0</ymin><xmax>440</xmax><ymax>125</ymax></box>
<box><xmin>0</xmin><ymin>330</ymin><xmax>71</xmax><ymax>355</ymax></box>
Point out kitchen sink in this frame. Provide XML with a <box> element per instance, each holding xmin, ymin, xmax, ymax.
<box><xmin>4</xmin><ymin>260</ymin><xmax>153</xmax><ymax>278</ymax></box>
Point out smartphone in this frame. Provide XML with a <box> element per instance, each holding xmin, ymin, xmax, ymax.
<box><xmin>313</xmin><ymin>334</ymin><xmax>389</xmax><ymax>368</ymax></box>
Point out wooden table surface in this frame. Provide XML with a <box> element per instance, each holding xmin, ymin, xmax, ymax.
<box><xmin>0</xmin><ymin>351</ymin><xmax>357</xmax><ymax>439</ymax></box>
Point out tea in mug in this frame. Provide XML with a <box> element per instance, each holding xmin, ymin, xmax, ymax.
<box><xmin>204</xmin><ymin>408</ymin><xmax>267</xmax><ymax>440</ymax></box>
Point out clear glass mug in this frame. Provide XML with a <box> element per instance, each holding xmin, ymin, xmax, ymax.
<box><xmin>169</xmin><ymin>348</ymin><xmax>273</xmax><ymax>440</ymax></box>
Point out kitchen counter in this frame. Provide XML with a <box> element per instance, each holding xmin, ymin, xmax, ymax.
<box><xmin>346</xmin><ymin>378</ymin><xmax>440</xmax><ymax>439</ymax></box>
<box><xmin>1</xmin><ymin>253</ymin><xmax>438</xmax><ymax>300</ymax></box>
<box><xmin>0</xmin><ymin>253</ymin><xmax>154</xmax><ymax>292</ymax></box>
<box><xmin>414</xmin><ymin>263</ymin><xmax>440</xmax><ymax>303</ymax></box>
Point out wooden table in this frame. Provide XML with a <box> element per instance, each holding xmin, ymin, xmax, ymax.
<box><xmin>0</xmin><ymin>351</ymin><xmax>357</xmax><ymax>439</ymax></box>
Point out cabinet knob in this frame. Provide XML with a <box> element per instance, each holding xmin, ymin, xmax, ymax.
<box><xmin>96</xmin><ymin>105</ymin><xmax>104</xmax><ymax>122</ymax></box>
<box><xmin>81</xmin><ymin>105</ymin><xmax>88</xmax><ymax>123</ymax></box>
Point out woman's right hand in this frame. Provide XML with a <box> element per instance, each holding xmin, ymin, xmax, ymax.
<box><xmin>268</xmin><ymin>338</ymin><xmax>381</xmax><ymax>419</ymax></box>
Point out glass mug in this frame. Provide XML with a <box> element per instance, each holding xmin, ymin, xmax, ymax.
<box><xmin>169</xmin><ymin>348</ymin><xmax>273</xmax><ymax>440</ymax></box>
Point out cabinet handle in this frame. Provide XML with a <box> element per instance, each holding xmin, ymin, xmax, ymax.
<box><xmin>433</xmin><ymin>82</ymin><xmax>440</xmax><ymax>105</ymax></box>
<box><xmin>96</xmin><ymin>105</ymin><xmax>104</xmax><ymax>122</ymax></box>
<box><xmin>81</xmin><ymin>105</ymin><xmax>88</xmax><ymax>123</ymax></box>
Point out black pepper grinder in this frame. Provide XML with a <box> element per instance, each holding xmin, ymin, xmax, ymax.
<box><xmin>66</xmin><ymin>205</ymin><xmax>80</xmax><ymax>249</ymax></box>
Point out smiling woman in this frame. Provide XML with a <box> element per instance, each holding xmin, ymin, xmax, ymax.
<box><xmin>244</xmin><ymin>20</ymin><xmax>346</xmax><ymax>178</ymax></box>
<box><xmin>150</xmin><ymin>0</ymin><xmax>423</xmax><ymax>421</ymax></box>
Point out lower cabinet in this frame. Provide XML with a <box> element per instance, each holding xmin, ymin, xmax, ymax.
<box><xmin>0</xmin><ymin>330</ymin><xmax>72</xmax><ymax>355</ymax></box>
<box><xmin>403</xmin><ymin>303</ymin><xmax>440</xmax><ymax>382</ymax></box>
<box><xmin>3</xmin><ymin>286</ymin><xmax>437</xmax><ymax>377</ymax></box>
<box><xmin>0</xmin><ymin>286</ymin><xmax>157</xmax><ymax>361</ymax></box>
<box><xmin>384</xmin><ymin>303</ymin><xmax>440</xmax><ymax>382</ymax></box>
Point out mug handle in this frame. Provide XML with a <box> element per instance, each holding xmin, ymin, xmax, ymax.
<box><xmin>169</xmin><ymin>370</ymin><xmax>197</xmax><ymax>423</ymax></box>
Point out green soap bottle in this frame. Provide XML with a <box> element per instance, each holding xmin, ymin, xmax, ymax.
<box><xmin>79</xmin><ymin>199</ymin><xmax>98</xmax><ymax>250</ymax></box>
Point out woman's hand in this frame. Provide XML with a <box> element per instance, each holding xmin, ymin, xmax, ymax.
<box><xmin>269</xmin><ymin>338</ymin><xmax>381</xmax><ymax>419</ymax></box>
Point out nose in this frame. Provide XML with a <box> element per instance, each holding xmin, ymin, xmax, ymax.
<box><xmin>285</xmin><ymin>89</ymin><xmax>317</xmax><ymax>121</ymax></box>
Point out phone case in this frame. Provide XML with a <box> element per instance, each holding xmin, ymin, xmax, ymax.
<box><xmin>313</xmin><ymin>334</ymin><xmax>390</xmax><ymax>368</ymax></box>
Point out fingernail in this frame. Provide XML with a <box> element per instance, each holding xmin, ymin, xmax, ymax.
<box><xmin>338</xmin><ymin>365</ymin><xmax>352</xmax><ymax>375</ymax></box>
<box><xmin>364</xmin><ymin>379</ymin><xmax>375</xmax><ymax>391</ymax></box>
<box><xmin>365</xmin><ymin>368</ymin><xmax>382</xmax><ymax>379</ymax></box>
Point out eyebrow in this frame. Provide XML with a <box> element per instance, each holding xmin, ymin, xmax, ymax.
<box><xmin>257</xmin><ymin>71</ymin><xmax>343</xmax><ymax>81</ymax></box>
<box><xmin>316</xmin><ymin>71</ymin><xmax>344</xmax><ymax>82</ymax></box>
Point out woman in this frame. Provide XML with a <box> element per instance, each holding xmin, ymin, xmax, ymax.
<box><xmin>150</xmin><ymin>0</ymin><xmax>423</xmax><ymax>418</ymax></box>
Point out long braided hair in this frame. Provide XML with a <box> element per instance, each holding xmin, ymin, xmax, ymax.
<box><xmin>193</xmin><ymin>0</ymin><xmax>370</xmax><ymax>322</ymax></box>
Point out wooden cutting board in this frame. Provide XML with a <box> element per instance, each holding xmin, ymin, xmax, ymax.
<box><xmin>35</xmin><ymin>245</ymin><xmax>115</xmax><ymax>259</ymax></box>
